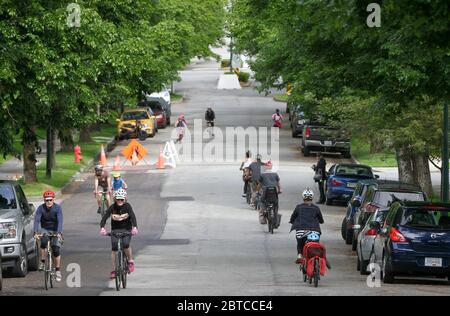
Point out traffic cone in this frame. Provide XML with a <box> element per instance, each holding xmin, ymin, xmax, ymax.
<box><xmin>156</xmin><ymin>146</ymin><xmax>165</xmax><ymax>169</ymax></box>
<box><xmin>113</xmin><ymin>156</ymin><xmax>121</xmax><ymax>171</ymax></box>
<box><xmin>100</xmin><ymin>145</ymin><xmax>107</xmax><ymax>167</ymax></box>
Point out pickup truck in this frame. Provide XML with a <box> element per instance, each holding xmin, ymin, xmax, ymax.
<box><xmin>301</xmin><ymin>123</ymin><xmax>351</xmax><ymax>158</ymax></box>
<box><xmin>0</xmin><ymin>180</ymin><xmax>39</xmax><ymax>277</ymax></box>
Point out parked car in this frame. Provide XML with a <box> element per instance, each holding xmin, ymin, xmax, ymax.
<box><xmin>145</xmin><ymin>95</ymin><xmax>171</xmax><ymax>126</ymax></box>
<box><xmin>290</xmin><ymin>105</ymin><xmax>305</xmax><ymax>138</ymax></box>
<box><xmin>325</xmin><ymin>164</ymin><xmax>378</xmax><ymax>206</ymax></box>
<box><xmin>352</xmin><ymin>181</ymin><xmax>426</xmax><ymax>251</ymax></box>
<box><xmin>356</xmin><ymin>207</ymin><xmax>389</xmax><ymax>275</ymax></box>
<box><xmin>145</xmin><ymin>100</ymin><xmax>168</xmax><ymax>129</ymax></box>
<box><xmin>370</xmin><ymin>201</ymin><xmax>450</xmax><ymax>284</ymax></box>
<box><xmin>146</xmin><ymin>85</ymin><xmax>171</xmax><ymax>104</ymax></box>
<box><xmin>0</xmin><ymin>251</ymin><xmax>3</xmax><ymax>291</ymax></box>
<box><xmin>117</xmin><ymin>108</ymin><xmax>157</xmax><ymax>140</ymax></box>
<box><xmin>341</xmin><ymin>179</ymin><xmax>378</xmax><ymax>244</ymax></box>
<box><xmin>301</xmin><ymin>122</ymin><xmax>351</xmax><ymax>158</ymax></box>
<box><xmin>0</xmin><ymin>181</ymin><xmax>39</xmax><ymax>278</ymax></box>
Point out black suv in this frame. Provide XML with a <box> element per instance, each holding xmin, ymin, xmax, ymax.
<box><xmin>351</xmin><ymin>181</ymin><xmax>427</xmax><ymax>251</ymax></box>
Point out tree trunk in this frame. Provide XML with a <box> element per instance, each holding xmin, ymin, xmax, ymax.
<box><xmin>396</xmin><ymin>145</ymin><xmax>414</xmax><ymax>184</ymax></box>
<box><xmin>23</xmin><ymin>127</ymin><xmax>38</xmax><ymax>184</ymax></box>
<box><xmin>59</xmin><ymin>129</ymin><xmax>75</xmax><ymax>152</ymax></box>
<box><xmin>46</xmin><ymin>127</ymin><xmax>53</xmax><ymax>178</ymax></box>
<box><xmin>412</xmin><ymin>152</ymin><xmax>433</xmax><ymax>197</ymax></box>
<box><xmin>51</xmin><ymin>128</ymin><xmax>56</xmax><ymax>168</ymax></box>
<box><xmin>369</xmin><ymin>137</ymin><xmax>384</xmax><ymax>154</ymax></box>
<box><xmin>79</xmin><ymin>127</ymin><xmax>92</xmax><ymax>143</ymax></box>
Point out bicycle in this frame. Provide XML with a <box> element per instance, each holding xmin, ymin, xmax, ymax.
<box><xmin>97</xmin><ymin>191</ymin><xmax>108</xmax><ymax>217</ymax></box>
<box><xmin>298</xmin><ymin>232</ymin><xmax>327</xmax><ymax>288</ymax></box>
<box><xmin>262</xmin><ymin>188</ymin><xmax>280</xmax><ymax>234</ymax></box>
<box><xmin>106</xmin><ymin>232</ymin><xmax>131</xmax><ymax>291</ymax></box>
<box><xmin>35</xmin><ymin>233</ymin><xmax>62</xmax><ymax>291</ymax></box>
<box><xmin>206</xmin><ymin>121</ymin><xmax>214</xmax><ymax>138</ymax></box>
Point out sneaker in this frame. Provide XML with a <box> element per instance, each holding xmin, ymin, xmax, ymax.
<box><xmin>128</xmin><ymin>261</ymin><xmax>135</xmax><ymax>273</ymax></box>
<box><xmin>55</xmin><ymin>271</ymin><xmax>62</xmax><ymax>282</ymax></box>
<box><xmin>39</xmin><ymin>261</ymin><xmax>45</xmax><ymax>271</ymax></box>
<box><xmin>110</xmin><ymin>271</ymin><xmax>117</xmax><ymax>279</ymax></box>
<box><xmin>97</xmin><ymin>207</ymin><xmax>101</xmax><ymax>214</ymax></box>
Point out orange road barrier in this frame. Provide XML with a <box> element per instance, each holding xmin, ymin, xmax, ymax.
<box><xmin>121</xmin><ymin>139</ymin><xmax>148</xmax><ymax>166</ymax></box>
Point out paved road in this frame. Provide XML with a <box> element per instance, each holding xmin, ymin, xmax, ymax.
<box><xmin>1</xmin><ymin>57</ymin><xmax>449</xmax><ymax>296</ymax></box>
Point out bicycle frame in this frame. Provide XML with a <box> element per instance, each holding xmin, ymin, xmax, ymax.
<box><xmin>35</xmin><ymin>233</ymin><xmax>59</xmax><ymax>291</ymax></box>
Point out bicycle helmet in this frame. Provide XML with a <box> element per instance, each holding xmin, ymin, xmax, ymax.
<box><xmin>43</xmin><ymin>190</ymin><xmax>56</xmax><ymax>200</ymax></box>
<box><xmin>111</xmin><ymin>171</ymin><xmax>121</xmax><ymax>178</ymax></box>
<box><xmin>179</xmin><ymin>115</ymin><xmax>185</xmax><ymax>120</ymax></box>
<box><xmin>94</xmin><ymin>164</ymin><xmax>103</xmax><ymax>173</ymax></box>
<box><xmin>256</xmin><ymin>154</ymin><xmax>262</xmax><ymax>161</ymax></box>
<box><xmin>302</xmin><ymin>189</ymin><xmax>314</xmax><ymax>201</ymax></box>
<box><xmin>265</xmin><ymin>160</ymin><xmax>273</xmax><ymax>169</ymax></box>
<box><xmin>114</xmin><ymin>188</ymin><xmax>127</xmax><ymax>200</ymax></box>
<box><xmin>307</xmin><ymin>232</ymin><xmax>320</xmax><ymax>242</ymax></box>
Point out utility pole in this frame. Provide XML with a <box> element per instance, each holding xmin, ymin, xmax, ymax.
<box><xmin>230</xmin><ymin>35</ymin><xmax>233</xmax><ymax>73</ymax></box>
<box><xmin>442</xmin><ymin>102</ymin><xmax>449</xmax><ymax>202</ymax></box>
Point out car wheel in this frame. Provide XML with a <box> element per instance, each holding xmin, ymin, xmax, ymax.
<box><xmin>382</xmin><ymin>253</ymin><xmax>395</xmax><ymax>284</ymax></box>
<box><xmin>359</xmin><ymin>247</ymin><xmax>369</xmax><ymax>275</ymax></box>
<box><xmin>351</xmin><ymin>233</ymin><xmax>358</xmax><ymax>251</ymax></box>
<box><xmin>292</xmin><ymin>129</ymin><xmax>297</xmax><ymax>138</ymax></box>
<box><xmin>356</xmin><ymin>251</ymin><xmax>361</xmax><ymax>271</ymax></box>
<box><xmin>341</xmin><ymin>218</ymin><xmax>347</xmax><ymax>240</ymax></box>
<box><xmin>28</xmin><ymin>243</ymin><xmax>39</xmax><ymax>272</ymax></box>
<box><xmin>13</xmin><ymin>241</ymin><xmax>28</xmax><ymax>278</ymax></box>
<box><xmin>303</xmin><ymin>147</ymin><xmax>310</xmax><ymax>157</ymax></box>
<box><xmin>345</xmin><ymin>227</ymin><xmax>353</xmax><ymax>245</ymax></box>
<box><xmin>342</xmin><ymin>151</ymin><xmax>352</xmax><ymax>159</ymax></box>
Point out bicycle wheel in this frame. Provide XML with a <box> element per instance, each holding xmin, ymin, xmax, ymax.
<box><xmin>313</xmin><ymin>258</ymin><xmax>320</xmax><ymax>288</ymax></box>
<box><xmin>122</xmin><ymin>256</ymin><xmax>128</xmax><ymax>289</ymax></box>
<box><xmin>101</xmin><ymin>197</ymin><xmax>106</xmax><ymax>217</ymax></box>
<box><xmin>44</xmin><ymin>252</ymin><xmax>51</xmax><ymax>291</ymax></box>
<box><xmin>115</xmin><ymin>251</ymin><xmax>121</xmax><ymax>291</ymax></box>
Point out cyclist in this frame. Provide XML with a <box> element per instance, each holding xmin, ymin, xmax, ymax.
<box><xmin>175</xmin><ymin>115</ymin><xmax>187</xmax><ymax>144</ymax></box>
<box><xmin>94</xmin><ymin>164</ymin><xmax>111</xmax><ymax>214</ymax></box>
<box><xmin>205</xmin><ymin>107</ymin><xmax>216</xmax><ymax>137</ymax></box>
<box><xmin>272</xmin><ymin>109</ymin><xmax>282</xmax><ymax>128</ymax></box>
<box><xmin>100</xmin><ymin>189</ymin><xmax>138</xmax><ymax>279</ymax></box>
<box><xmin>249</xmin><ymin>154</ymin><xmax>265</xmax><ymax>207</ymax></box>
<box><xmin>111</xmin><ymin>171</ymin><xmax>127</xmax><ymax>194</ymax></box>
<box><xmin>289</xmin><ymin>189</ymin><xmax>324</xmax><ymax>263</ymax></box>
<box><xmin>257</xmin><ymin>161</ymin><xmax>281</xmax><ymax>225</ymax></box>
<box><xmin>33</xmin><ymin>191</ymin><xmax>64</xmax><ymax>282</ymax></box>
<box><xmin>239</xmin><ymin>150</ymin><xmax>253</xmax><ymax>198</ymax></box>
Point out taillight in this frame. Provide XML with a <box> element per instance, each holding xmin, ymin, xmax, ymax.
<box><xmin>366</xmin><ymin>204</ymin><xmax>379</xmax><ymax>213</ymax></box>
<box><xmin>331</xmin><ymin>179</ymin><xmax>344</xmax><ymax>187</ymax></box>
<box><xmin>305</xmin><ymin>127</ymin><xmax>311</xmax><ymax>138</ymax></box>
<box><xmin>390</xmin><ymin>228</ymin><xmax>407</xmax><ymax>243</ymax></box>
<box><xmin>366</xmin><ymin>229</ymin><xmax>377</xmax><ymax>236</ymax></box>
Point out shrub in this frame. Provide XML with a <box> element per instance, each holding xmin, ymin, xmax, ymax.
<box><xmin>221</xmin><ymin>59</ymin><xmax>231</xmax><ymax>68</ymax></box>
<box><xmin>238</xmin><ymin>71</ymin><xmax>250</xmax><ymax>83</ymax></box>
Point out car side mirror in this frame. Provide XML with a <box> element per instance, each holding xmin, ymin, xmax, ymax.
<box><xmin>352</xmin><ymin>199</ymin><xmax>361</xmax><ymax>207</ymax></box>
<box><xmin>29</xmin><ymin>203</ymin><xmax>36</xmax><ymax>214</ymax></box>
<box><xmin>375</xmin><ymin>175</ymin><xmax>380</xmax><ymax>179</ymax></box>
<box><xmin>380</xmin><ymin>227</ymin><xmax>387</xmax><ymax>235</ymax></box>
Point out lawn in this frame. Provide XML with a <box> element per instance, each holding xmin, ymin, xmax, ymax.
<box><xmin>171</xmin><ymin>93</ymin><xmax>183</xmax><ymax>103</ymax></box>
<box><xmin>273</xmin><ymin>94</ymin><xmax>289</xmax><ymax>102</ymax></box>
<box><xmin>20</xmin><ymin>124</ymin><xmax>116</xmax><ymax>197</ymax></box>
<box><xmin>351</xmin><ymin>137</ymin><xmax>397</xmax><ymax>167</ymax></box>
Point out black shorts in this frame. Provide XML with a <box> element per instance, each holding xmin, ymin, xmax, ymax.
<box><xmin>111</xmin><ymin>229</ymin><xmax>132</xmax><ymax>252</ymax></box>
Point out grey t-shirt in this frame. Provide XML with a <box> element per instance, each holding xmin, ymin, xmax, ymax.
<box><xmin>259</xmin><ymin>172</ymin><xmax>280</xmax><ymax>188</ymax></box>
<box><xmin>249</xmin><ymin>161</ymin><xmax>264</xmax><ymax>182</ymax></box>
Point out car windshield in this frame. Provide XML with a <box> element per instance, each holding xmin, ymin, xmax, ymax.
<box><xmin>377</xmin><ymin>191</ymin><xmax>425</xmax><ymax>207</ymax></box>
<box><xmin>122</xmin><ymin>111</ymin><xmax>149</xmax><ymax>120</ymax></box>
<box><xmin>400</xmin><ymin>208</ymin><xmax>450</xmax><ymax>230</ymax></box>
<box><xmin>148</xmin><ymin>102</ymin><xmax>163</xmax><ymax>112</ymax></box>
<box><xmin>335</xmin><ymin>165</ymin><xmax>373</xmax><ymax>177</ymax></box>
<box><xmin>0</xmin><ymin>185</ymin><xmax>17</xmax><ymax>209</ymax></box>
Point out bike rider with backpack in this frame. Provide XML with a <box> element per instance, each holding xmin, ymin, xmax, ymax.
<box><xmin>175</xmin><ymin>115</ymin><xmax>187</xmax><ymax>144</ymax></box>
<box><xmin>257</xmin><ymin>161</ymin><xmax>281</xmax><ymax>226</ymax></box>
<box><xmin>94</xmin><ymin>165</ymin><xmax>111</xmax><ymax>214</ymax></box>
<box><xmin>289</xmin><ymin>189</ymin><xmax>324</xmax><ymax>263</ymax></box>
<box><xmin>205</xmin><ymin>107</ymin><xmax>216</xmax><ymax>137</ymax></box>
<box><xmin>272</xmin><ymin>109</ymin><xmax>282</xmax><ymax>128</ymax></box>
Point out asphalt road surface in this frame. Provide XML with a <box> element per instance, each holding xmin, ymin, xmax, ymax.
<box><xmin>1</xmin><ymin>57</ymin><xmax>449</xmax><ymax>296</ymax></box>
